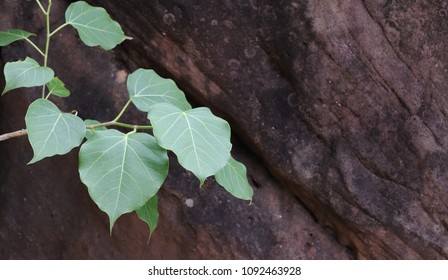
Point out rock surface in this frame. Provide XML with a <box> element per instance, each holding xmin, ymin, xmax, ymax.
<box><xmin>92</xmin><ymin>0</ymin><xmax>448</xmax><ymax>259</ymax></box>
<box><xmin>0</xmin><ymin>0</ymin><xmax>351</xmax><ymax>259</ymax></box>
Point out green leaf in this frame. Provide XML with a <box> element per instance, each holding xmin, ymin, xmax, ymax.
<box><xmin>65</xmin><ymin>1</ymin><xmax>127</xmax><ymax>50</ymax></box>
<box><xmin>128</xmin><ymin>68</ymin><xmax>191</xmax><ymax>112</ymax></box>
<box><xmin>136</xmin><ymin>195</ymin><xmax>159</xmax><ymax>237</ymax></box>
<box><xmin>47</xmin><ymin>77</ymin><xmax>70</xmax><ymax>97</ymax></box>
<box><xmin>25</xmin><ymin>99</ymin><xmax>86</xmax><ymax>164</ymax></box>
<box><xmin>84</xmin><ymin>119</ymin><xmax>107</xmax><ymax>140</ymax></box>
<box><xmin>0</xmin><ymin>29</ymin><xmax>34</xmax><ymax>46</ymax></box>
<box><xmin>148</xmin><ymin>103</ymin><xmax>232</xmax><ymax>185</ymax></box>
<box><xmin>78</xmin><ymin>130</ymin><xmax>169</xmax><ymax>230</ymax></box>
<box><xmin>2</xmin><ymin>57</ymin><xmax>54</xmax><ymax>95</ymax></box>
<box><xmin>215</xmin><ymin>157</ymin><xmax>253</xmax><ymax>201</ymax></box>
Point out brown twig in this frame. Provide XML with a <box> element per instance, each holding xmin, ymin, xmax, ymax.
<box><xmin>0</xmin><ymin>129</ymin><xmax>28</xmax><ymax>141</ymax></box>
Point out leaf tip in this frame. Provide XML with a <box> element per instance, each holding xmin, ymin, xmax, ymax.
<box><xmin>146</xmin><ymin>231</ymin><xmax>153</xmax><ymax>245</ymax></box>
<box><xmin>125</xmin><ymin>36</ymin><xmax>133</xmax><ymax>40</ymax></box>
<box><xmin>27</xmin><ymin>156</ymin><xmax>40</xmax><ymax>165</ymax></box>
<box><xmin>109</xmin><ymin>219</ymin><xmax>116</xmax><ymax>236</ymax></box>
<box><xmin>2</xmin><ymin>86</ymin><xmax>10</xmax><ymax>95</ymax></box>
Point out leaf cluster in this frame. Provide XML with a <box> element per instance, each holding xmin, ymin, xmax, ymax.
<box><xmin>0</xmin><ymin>1</ymin><xmax>253</xmax><ymax>236</ymax></box>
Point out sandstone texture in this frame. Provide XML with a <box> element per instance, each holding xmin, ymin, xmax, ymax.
<box><xmin>2</xmin><ymin>0</ymin><xmax>448</xmax><ymax>259</ymax></box>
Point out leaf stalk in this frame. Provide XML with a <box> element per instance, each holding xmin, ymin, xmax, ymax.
<box><xmin>112</xmin><ymin>99</ymin><xmax>132</xmax><ymax>122</ymax></box>
<box><xmin>24</xmin><ymin>38</ymin><xmax>45</xmax><ymax>57</ymax></box>
<box><xmin>49</xmin><ymin>23</ymin><xmax>69</xmax><ymax>37</ymax></box>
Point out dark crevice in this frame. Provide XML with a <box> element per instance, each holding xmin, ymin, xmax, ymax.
<box><xmin>360</xmin><ymin>0</ymin><xmax>414</xmax><ymax>75</ymax></box>
<box><xmin>294</xmin><ymin>196</ymin><xmax>318</xmax><ymax>224</ymax></box>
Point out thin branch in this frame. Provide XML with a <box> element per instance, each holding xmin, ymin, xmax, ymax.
<box><xmin>87</xmin><ymin>121</ymin><xmax>152</xmax><ymax>131</ymax></box>
<box><xmin>35</xmin><ymin>0</ymin><xmax>47</xmax><ymax>15</ymax></box>
<box><xmin>42</xmin><ymin>0</ymin><xmax>52</xmax><ymax>99</ymax></box>
<box><xmin>0</xmin><ymin>129</ymin><xmax>27</xmax><ymax>141</ymax></box>
<box><xmin>0</xmin><ymin>120</ymin><xmax>153</xmax><ymax>142</ymax></box>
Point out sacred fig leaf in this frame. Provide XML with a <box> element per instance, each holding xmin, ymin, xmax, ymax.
<box><xmin>65</xmin><ymin>1</ymin><xmax>127</xmax><ymax>51</ymax></box>
<box><xmin>136</xmin><ymin>195</ymin><xmax>159</xmax><ymax>237</ymax></box>
<box><xmin>128</xmin><ymin>68</ymin><xmax>191</xmax><ymax>112</ymax></box>
<box><xmin>148</xmin><ymin>103</ymin><xmax>232</xmax><ymax>185</ymax></box>
<box><xmin>47</xmin><ymin>77</ymin><xmax>70</xmax><ymax>97</ymax></box>
<box><xmin>2</xmin><ymin>57</ymin><xmax>54</xmax><ymax>95</ymax></box>
<box><xmin>0</xmin><ymin>29</ymin><xmax>34</xmax><ymax>46</ymax></box>
<box><xmin>215</xmin><ymin>157</ymin><xmax>254</xmax><ymax>201</ymax></box>
<box><xmin>78</xmin><ymin>130</ymin><xmax>169</xmax><ymax>230</ymax></box>
<box><xmin>25</xmin><ymin>99</ymin><xmax>86</xmax><ymax>164</ymax></box>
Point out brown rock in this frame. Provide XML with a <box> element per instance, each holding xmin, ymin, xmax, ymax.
<box><xmin>0</xmin><ymin>0</ymin><xmax>350</xmax><ymax>259</ymax></box>
<box><xmin>94</xmin><ymin>0</ymin><xmax>448</xmax><ymax>258</ymax></box>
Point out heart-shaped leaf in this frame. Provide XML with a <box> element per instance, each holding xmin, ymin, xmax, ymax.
<box><xmin>25</xmin><ymin>99</ymin><xmax>86</xmax><ymax>164</ymax></box>
<box><xmin>215</xmin><ymin>157</ymin><xmax>253</xmax><ymax>201</ymax></box>
<box><xmin>78</xmin><ymin>130</ymin><xmax>168</xmax><ymax>230</ymax></box>
<box><xmin>136</xmin><ymin>195</ymin><xmax>159</xmax><ymax>237</ymax></box>
<box><xmin>128</xmin><ymin>68</ymin><xmax>191</xmax><ymax>112</ymax></box>
<box><xmin>149</xmin><ymin>103</ymin><xmax>231</xmax><ymax>185</ymax></box>
<box><xmin>2</xmin><ymin>57</ymin><xmax>54</xmax><ymax>95</ymax></box>
<box><xmin>47</xmin><ymin>77</ymin><xmax>70</xmax><ymax>97</ymax></box>
<box><xmin>0</xmin><ymin>29</ymin><xmax>34</xmax><ymax>46</ymax></box>
<box><xmin>65</xmin><ymin>1</ymin><xmax>127</xmax><ymax>50</ymax></box>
